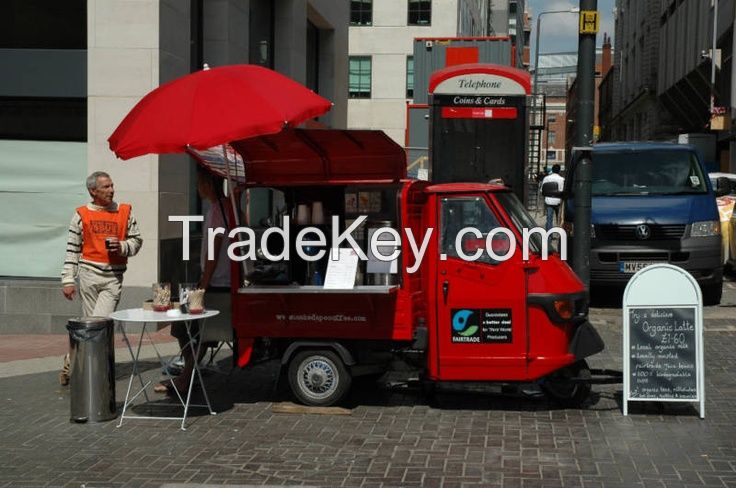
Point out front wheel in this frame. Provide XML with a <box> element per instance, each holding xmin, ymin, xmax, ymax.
<box><xmin>288</xmin><ymin>350</ymin><xmax>351</xmax><ymax>407</ymax></box>
<box><xmin>541</xmin><ymin>360</ymin><xmax>591</xmax><ymax>407</ymax></box>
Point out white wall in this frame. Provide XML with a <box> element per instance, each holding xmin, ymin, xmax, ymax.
<box><xmin>348</xmin><ymin>0</ymin><xmax>462</xmax><ymax>144</ymax></box>
<box><xmin>88</xmin><ymin>0</ymin><xmax>162</xmax><ymax>287</ymax></box>
<box><xmin>88</xmin><ymin>0</ymin><xmax>348</xmax><ymax>287</ymax></box>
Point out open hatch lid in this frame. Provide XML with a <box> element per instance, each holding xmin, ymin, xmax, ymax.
<box><xmin>187</xmin><ymin>129</ymin><xmax>407</xmax><ymax>186</ymax></box>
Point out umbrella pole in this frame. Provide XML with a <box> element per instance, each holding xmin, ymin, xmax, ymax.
<box><xmin>222</xmin><ymin>144</ymin><xmax>254</xmax><ymax>286</ymax></box>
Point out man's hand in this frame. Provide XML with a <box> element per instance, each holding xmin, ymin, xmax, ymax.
<box><xmin>62</xmin><ymin>285</ymin><xmax>76</xmax><ymax>300</ymax></box>
<box><xmin>106</xmin><ymin>237</ymin><xmax>122</xmax><ymax>256</ymax></box>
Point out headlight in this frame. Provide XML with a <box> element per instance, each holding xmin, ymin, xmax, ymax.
<box><xmin>690</xmin><ymin>220</ymin><xmax>721</xmax><ymax>237</ymax></box>
<box><xmin>553</xmin><ymin>300</ymin><xmax>575</xmax><ymax>320</ymax></box>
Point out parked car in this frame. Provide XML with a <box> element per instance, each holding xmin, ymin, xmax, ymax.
<box><xmin>710</xmin><ymin>172</ymin><xmax>736</xmax><ymax>267</ymax></box>
<box><xmin>563</xmin><ymin>142</ymin><xmax>723</xmax><ymax>305</ymax></box>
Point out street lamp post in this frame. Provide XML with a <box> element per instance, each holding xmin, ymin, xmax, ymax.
<box><xmin>532</xmin><ymin>8</ymin><xmax>580</xmax><ymax>97</ymax></box>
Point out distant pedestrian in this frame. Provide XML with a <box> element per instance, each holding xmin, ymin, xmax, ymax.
<box><xmin>60</xmin><ymin>171</ymin><xmax>143</xmax><ymax>385</ymax></box>
<box><xmin>542</xmin><ymin>164</ymin><xmax>564</xmax><ymax>230</ymax></box>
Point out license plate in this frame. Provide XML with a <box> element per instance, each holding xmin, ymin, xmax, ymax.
<box><xmin>619</xmin><ymin>261</ymin><xmax>662</xmax><ymax>274</ymax></box>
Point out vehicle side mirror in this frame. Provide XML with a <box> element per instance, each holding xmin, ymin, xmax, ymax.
<box><xmin>542</xmin><ymin>181</ymin><xmax>562</xmax><ymax>198</ymax></box>
<box><xmin>715</xmin><ymin>177</ymin><xmax>732</xmax><ymax>197</ymax></box>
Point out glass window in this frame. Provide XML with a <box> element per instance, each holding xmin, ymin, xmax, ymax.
<box><xmin>349</xmin><ymin>56</ymin><xmax>372</xmax><ymax>99</ymax></box>
<box><xmin>548</xmin><ymin>115</ymin><xmax>556</xmax><ymax>123</ymax></box>
<box><xmin>440</xmin><ymin>196</ymin><xmax>507</xmax><ymax>264</ymax></box>
<box><xmin>547</xmin><ymin>150</ymin><xmax>557</xmax><ymax>161</ymax></box>
<box><xmin>548</xmin><ymin>131</ymin><xmax>556</xmax><ymax>145</ymax></box>
<box><xmin>495</xmin><ymin>192</ymin><xmax>543</xmax><ymax>254</ymax></box>
<box><xmin>408</xmin><ymin>0</ymin><xmax>431</xmax><ymax>25</ymax></box>
<box><xmin>406</xmin><ymin>56</ymin><xmax>414</xmax><ymax>99</ymax></box>
<box><xmin>350</xmin><ymin>0</ymin><xmax>372</xmax><ymax>26</ymax></box>
<box><xmin>0</xmin><ymin>0</ymin><xmax>86</xmax><ymax>49</ymax></box>
<box><xmin>591</xmin><ymin>150</ymin><xmax>708</xmax><ymax>196</ymax></box>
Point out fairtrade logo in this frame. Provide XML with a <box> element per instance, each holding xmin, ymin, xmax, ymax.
<box><xmin>452</xmin><ymin>309</ymin><xmax>479</xmax><ymax>337</ymax></box>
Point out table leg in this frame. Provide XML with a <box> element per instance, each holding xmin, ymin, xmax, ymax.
<box><xmin>118</xmin><ymin>322</ymin><xmax>150</xmax><ymax>403</ymax></box>
<box><xmin>118</xmin><ymin>322</ymin><xmax>148</xmax><ymax>427</ymax></box>
<box><xmin>193</xmin><ymin>318</ymin><xmax>215</xmax><ymax>415</ymax></box>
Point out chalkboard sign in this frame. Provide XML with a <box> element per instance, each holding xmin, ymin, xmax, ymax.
<box><xmin>628</xmin><ymin>307</ymin><xmax>697</xmax><ymax>400</ymax></box>
<box><xmin>623</xmin><ymin>264</ymin><xmax>704</xmax><ymax>418</ymax></box>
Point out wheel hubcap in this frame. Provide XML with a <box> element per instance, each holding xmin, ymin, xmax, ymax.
<box><xmin>299</xmin><ymin>358</ymin><xmax>337</xmax><ymax>399</ymax></box>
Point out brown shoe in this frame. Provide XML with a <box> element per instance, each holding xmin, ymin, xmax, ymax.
<box><xmin>59</xmin><ymin>354</ymin><xmax>70</xmax><ymax>386</ymax></box>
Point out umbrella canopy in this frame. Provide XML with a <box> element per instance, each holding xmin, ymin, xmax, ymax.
<box><xmin>108</xmin><ymin>64</ymin><xmax>332</xmax><ymax>160</ymax></box>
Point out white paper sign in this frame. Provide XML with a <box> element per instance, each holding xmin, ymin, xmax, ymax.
<box><xmin>323</xmin><ymin>248</ymin><xmax>359</xmax><ymax>289</ymax></box>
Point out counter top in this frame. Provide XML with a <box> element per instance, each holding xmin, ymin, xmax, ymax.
<box><xmin>237</xmin><ymin>285</ymin><xmax>399</xmax><ymax>294</ymax></box>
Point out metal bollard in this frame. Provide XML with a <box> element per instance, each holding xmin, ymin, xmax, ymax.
<box><xmin>66</xmin><ymin>317</ymin><xmax>116</xmax><ymax>422</ymax></box>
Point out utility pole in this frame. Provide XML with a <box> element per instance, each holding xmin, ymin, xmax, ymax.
<box><xmin>572</xmin><ymin>0</ymin><xmax>598</xmax><ymax>288</ymax></box>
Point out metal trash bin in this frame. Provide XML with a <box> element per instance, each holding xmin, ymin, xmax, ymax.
<box><xmin>66</xmin><ymin>317</ymin><xmax>116</xmax><ymax>422</ymax></box>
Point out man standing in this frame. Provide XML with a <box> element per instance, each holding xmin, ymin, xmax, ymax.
<box><xmin>542</xmin><ymin>164</ymin><xmax>565</xmax><ymax>230</ymax></box>
<box><xmin>60</xmin><ymin>171</ymin><xmax>143</xmax><ymax>385</ymax></box>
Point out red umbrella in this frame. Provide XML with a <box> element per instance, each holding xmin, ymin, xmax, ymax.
<box><xmin>108</xmin><ymin>64</ymin><xmax>332</xmax><ymax>160</ymax></box>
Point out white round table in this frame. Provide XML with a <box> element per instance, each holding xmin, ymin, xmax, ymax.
<box><xmin>110</xmin><ymin>308</ymin><xmax>219</xmax><ymax>430</ymax></box>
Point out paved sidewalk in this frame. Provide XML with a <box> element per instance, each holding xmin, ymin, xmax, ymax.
<box><xmin>0</xmin><ymin>280</ymin><xmax>734</xmax><ymax>487</ymax></box>
<box><xmin>0</xmin><ymin>329</ymin><xmax>179</xmax><ymax>379</ymax></box>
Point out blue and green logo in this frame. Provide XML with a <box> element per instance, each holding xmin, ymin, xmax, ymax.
<box><xmin>451</xmin><ymin>309</ymin><xmax>480</xmax><ymax>342</ymax></box>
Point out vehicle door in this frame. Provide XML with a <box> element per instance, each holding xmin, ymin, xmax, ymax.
<box><xmin>435</xmin><ymin>194</ymin><xmax>528</xmax><ymax>381</ymax></box>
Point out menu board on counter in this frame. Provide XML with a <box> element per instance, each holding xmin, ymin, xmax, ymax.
<box><xmin>623</xmin><ymin>264</ymin><xmax>704</xmax><ymax>418</ymax></box>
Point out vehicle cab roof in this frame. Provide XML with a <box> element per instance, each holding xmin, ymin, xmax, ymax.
<box><xmin>590</xmin><ymin>141</ymin><xmax>697</xmax><ymax>153</ymax></box>
<box><xmin>424</xmin><ymin>182</ymin><xmax>508</xmax><ymax>194</ymax></box>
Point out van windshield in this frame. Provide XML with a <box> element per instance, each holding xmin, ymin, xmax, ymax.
<box><xmin>592</xmin><ymin>150</ymin><xmax>707</xmax><ymax>196</ymax></box>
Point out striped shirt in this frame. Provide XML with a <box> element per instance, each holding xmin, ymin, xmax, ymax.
<box><xmin>61</xmin><ymin>202</ymin><xmax>143</xmax><ymax>285</ymax></box>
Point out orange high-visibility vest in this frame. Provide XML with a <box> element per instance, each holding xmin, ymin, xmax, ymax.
<box><xmin>77</xmin><ymin>204</ymin><xmax>131</xmax><ymax>266</ymax></box>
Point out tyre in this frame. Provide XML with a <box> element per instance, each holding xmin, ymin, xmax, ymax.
<box><xmin>541</xmin><ymin>360</ymin><xmax>591</xmax><ymax>407</ymax></box>
<box><xmin>702</xmin><ymin>282</ymin><xmax>722</xmax><ymax>306</ymax></box>
<box><xmin>288</xmin><ymin>350</ymin><xmax>351</xmax><ymax>406</ymax></box>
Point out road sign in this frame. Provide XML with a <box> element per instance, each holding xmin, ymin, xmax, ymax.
<box><xmin>579</xmin><ymin>11</ymin><xmax>599</xmax><ymax>34</ymax></box>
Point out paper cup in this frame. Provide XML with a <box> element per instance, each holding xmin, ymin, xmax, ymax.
<box><xmin>188</xmin><ymin>288</ymin><xmax>205</xmax><ymax>314</ymax></box>
<box><xmin>152</xmin><ymin>282</ymin><xmax>171</xmax><ymax>311</ymax></box>
<box><xmin>311</xmin><ymin>201</ymin><xmax>325</xmax><ymax>225</ymax></box>
<box><xmin>296</xmin><ymin>204</ymin><xmax>310</xmax><ymax>225</ymax></box>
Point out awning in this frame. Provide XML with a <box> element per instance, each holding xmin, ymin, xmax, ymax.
<box><xmin>188</xmin><ymin>129</ymin><xmax>407</xmax><ymax>186</ymax></box>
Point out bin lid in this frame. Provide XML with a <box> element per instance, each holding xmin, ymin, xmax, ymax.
<box><xmin>67</xmin><ymin>317</ymin><xmax>113</xmax><ymax>330</ymax></box>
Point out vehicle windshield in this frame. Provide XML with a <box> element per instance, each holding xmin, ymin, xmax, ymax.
<box><xmin>495</xmin><ymin>192</ymin><xmax>542</xmax><ymax>254</ymax></box>
<box><xmin>592</xmin><ymin>150</ymin><xmax>707</xmax><ymax>196</ymax></box>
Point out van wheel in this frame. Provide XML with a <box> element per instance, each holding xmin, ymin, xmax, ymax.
<box><xmin>288</xmin><ymin>350</ymin><xmax>351</xmax><ymax>407</ymax></box>
<box><xmin>542</xmin><ymin>360</ymin><xmax>591</xmax><ymax>408</ymax></box>
<box><xmin>702</xmin><ymin>283</ymin><xmax>722</xmax><ymax>306</ymax></box>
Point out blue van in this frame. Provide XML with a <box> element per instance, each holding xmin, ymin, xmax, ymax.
<box><xmin>562</xmin><ymin>142</ymin><xmax>723</xmax><ymax>304</ymax></box>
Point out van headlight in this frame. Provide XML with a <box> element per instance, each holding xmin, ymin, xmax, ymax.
<box><xmin>690</xmin><ymin>220</ymin><xmax>721</xmax><ymax>237</ymax></box>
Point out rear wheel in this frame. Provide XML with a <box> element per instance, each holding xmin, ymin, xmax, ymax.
<box><xmin>542</xmin><ymin>360</ymin><xmax>591</xmax><ymax>407</ymax></box>
<box><xmin>288</xmin><ymin>350</ymin><xmax>351</xmax><ymax>407</ymax></box>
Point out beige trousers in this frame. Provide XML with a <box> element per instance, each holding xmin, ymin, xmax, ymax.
<box><xmin>78</xmin><ymin>266</ymin><xmax>123</xmax><ymax>318</ymax></box>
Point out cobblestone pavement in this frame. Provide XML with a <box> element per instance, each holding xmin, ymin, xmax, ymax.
<box><xmin>1</xmin><ymin>279</ymin><xmax>735</xmax><ymax>487</ymax></box>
